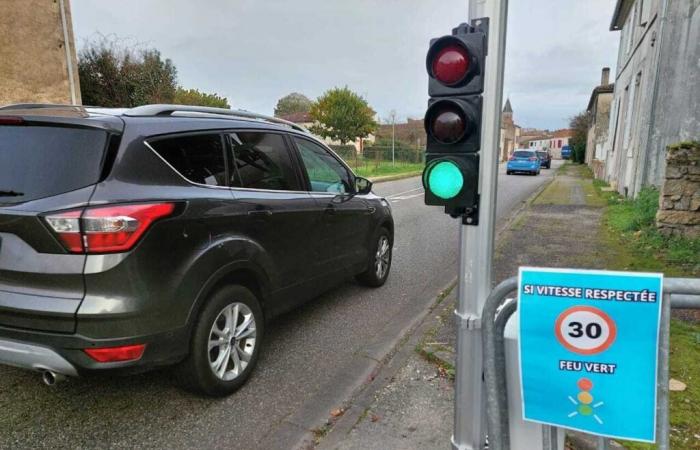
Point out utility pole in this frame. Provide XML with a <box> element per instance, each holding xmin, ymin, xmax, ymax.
<box><xmin>452</xmin><ymin>0</ymin><xmax>508</xmax><ymax>449</ymax></box>
<box><xmin>391</xmin><ymin>110</ymin><xmax>396</xmax><ymax>167</ymax></box>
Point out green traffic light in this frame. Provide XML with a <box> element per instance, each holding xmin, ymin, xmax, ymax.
<box><xmin>427</xmin><ymin>160</ymin><xmax>464</xmax><ymax>199</ymax></box>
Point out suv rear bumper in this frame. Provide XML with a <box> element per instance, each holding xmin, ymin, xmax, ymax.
<box><xmin>0</xmin><ymin>324</ymin><xmax>190</xmax><ymax>377</ymax></box>
<box><xmin>0</xmin><ymin>337</ymin><xmax>78</xmax><ymax>376</ymax></box>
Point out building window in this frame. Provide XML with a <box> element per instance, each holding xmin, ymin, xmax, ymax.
<box><xmin>558</xmin><ymin>140</ymin><xmax>562</xmax><ymax>148</ymax></box>
<box><xmin>625</xmin><ymin>6</ymin><xmax>635</xmax><ymax>54</ymax></box>
<box><xmin>639</xmin><ymin>0</ymin><xmax>650</xmax><ymax>26</ymax></box>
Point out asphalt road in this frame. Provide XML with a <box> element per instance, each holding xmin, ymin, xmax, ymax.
<box><xmin>0</xmin><ymin>161</ymin><xmax>561</xmax><ymax>449</ymax></box>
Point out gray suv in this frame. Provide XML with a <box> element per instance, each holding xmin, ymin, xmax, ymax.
<box><xmin>0</xmin><ymin>104</ymin><xmax>393</xmax><ymax>396</ymax></box>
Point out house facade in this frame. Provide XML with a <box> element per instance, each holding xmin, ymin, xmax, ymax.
<box><xmin>585</xmin><ymin>68</ymin><xmax>615</xmax><ymax>179</ymax></box>
<box><xmin>524</xmin><ymin>130</ymin><xmax>573</xmax><ymax>159</ymax></box>
<box><xmin>599</xmin><ymin>0</ymin><xmax>699</xmax><ymax>197</ymax></box>
<box><xmin>0</xmin><ymin>0</ymin><xmax>81</xmax><ymax>105</ymax></box>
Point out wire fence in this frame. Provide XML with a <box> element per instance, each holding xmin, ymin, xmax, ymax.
<box><xmin>330</xmin><ymin>145</ymin><xmax>425</xmax><ymax>176</ymax></box>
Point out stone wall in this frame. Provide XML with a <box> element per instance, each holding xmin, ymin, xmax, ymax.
<box><xmin>0</xmin><ymin>0</ymin><xmax>81</xmax><ymax>105</ymax></box>
<box><xmin>656</xmin><ymin>142</ymin><xmax>700</xmax><ymax>238</ymax></box>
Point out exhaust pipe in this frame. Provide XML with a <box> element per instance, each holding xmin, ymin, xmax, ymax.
<box><xmin>41</xmin><ymin>370</ymin><xmax>66</xmax><ymax>386</ymax></box>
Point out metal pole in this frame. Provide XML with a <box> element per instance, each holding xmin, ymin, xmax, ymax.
<box><xmin>391</xmin><ymin>111</ymin><xmax>396</xmax><ymax>167</ymax></box>
<box><xmin>58</xmin><ymin>0</ymin><xmax>77</xmax><ymax>104</ymax></box>
<box><xmin>656</xmin><ymin>292</ymin><xmax>671</xmax><ymax>450</ymax></box>
<box><xmin>452</xmin><ymin>0</ymin><xmax>509</xmax><ymax>449</ymax></box>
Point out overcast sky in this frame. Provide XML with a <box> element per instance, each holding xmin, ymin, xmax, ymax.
<box><xmin>71</xmin><ymin>0</ymin><xmax>620</xmax><ymax>130</ymax></box>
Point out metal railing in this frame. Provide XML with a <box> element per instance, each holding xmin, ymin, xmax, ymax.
<box><xmin>481</xmin><ymin>276</ymin><xmax>700</xmax><ymax>450</ymax></box>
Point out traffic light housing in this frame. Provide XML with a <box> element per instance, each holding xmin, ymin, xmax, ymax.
<box><xmin>423</xmin><ymin>21</ymin><xmax>488</xmax><ymax>222</ymax></box>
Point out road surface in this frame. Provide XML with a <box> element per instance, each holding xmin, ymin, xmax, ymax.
<box><xmin>0</xmin><ymin>161</ymin><xmax>561</xmax><ymax>449</ymax></box>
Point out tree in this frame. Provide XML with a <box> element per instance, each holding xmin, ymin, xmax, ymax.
<box><xmin>78</xmin><ymin>38</ymin><xmax>177</xmax><ymax>107</ymax></box>
<box><xmin>569</xmin><ymin>110</ymin><xmax>591</xmax><ymax>164</ymax></box>
<box><xmin>309</xmin><ymin>87</ymin><xmax>378</xmax><ymax>144</ymax></box>
<box><xmin>274</xmin><ymin>92</ymin><xmax>312</xmax><ymax>117</ymax></box>
<box><xmin>173</xmin><ymin>88</ymin><xmax>230</xmax><ymax>108</ymax></box>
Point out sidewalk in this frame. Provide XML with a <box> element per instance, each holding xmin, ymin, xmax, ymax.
<box><xmin>316</xmin><ymin>164</ymin><xmax>612</xmax><ymax>450</ymax></box>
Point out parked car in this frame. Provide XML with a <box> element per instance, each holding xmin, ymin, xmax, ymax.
<box><xmin>506</xmin><ymin>149</ymin><xmax>541</xmax><ymax>175</ymax></box>
<box><xmin>0</xmin><ymin>104</ymin><xmax>394</xmax><ymax>397</ymax></box>
<box><xmin>561</xmin><ymin>145</ymin><xmax>572</xmax><ymax>159</ymax></box>
<box><xmin>536</xmin><ymin>150</ymin><xmax>551</xmax><ymax>169</ymax></box>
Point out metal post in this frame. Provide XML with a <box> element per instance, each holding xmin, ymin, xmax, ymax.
<box><xmin>452</xmin><ymin>0</ymin><xmax>509</xmax><ymax>449</ymax></box>
<box><xmin>391</xmin><ymin>110</ymin><xmax>396</xmax><ymax>167</ymax></box>
<box><xmin>656</xmin><ymin>292</ymin><xmax>671</xmax><ymax>450</ymax></box>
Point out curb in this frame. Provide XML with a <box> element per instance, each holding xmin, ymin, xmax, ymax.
<box><xmin>313</xmin><ymin>284</ymin><xmax>458</xmax><ymax>450</ymax></box>
<box><xmin>368</xmin><ymin>172</ymin><xmax>422</xmax><ymax>184</ymax></box>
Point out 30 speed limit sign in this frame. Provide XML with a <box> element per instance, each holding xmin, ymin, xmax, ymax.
<box><xmin>518</xmin><ymin>267</ymin><xmax>663</xmax><ymax>442</ymax></box>
<box><xmin>555</xmin><ymin>306</ymin><xmax>617</xmax><ymax>355</ymax></box>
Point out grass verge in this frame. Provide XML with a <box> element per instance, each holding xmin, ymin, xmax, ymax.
<box><xmin>593</xmin><ymin>180</ymin><xmax>700</xmax><ymax>449</ymax></box>
<box><xmin>351</xmin><ymin>162</ymin><xmax>424</xmax><ymax>178</ymax></box>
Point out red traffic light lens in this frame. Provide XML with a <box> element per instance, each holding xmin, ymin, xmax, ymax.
<box><xmin>431</xmin><ymin>44</ymin><xmax>469</xmax><ymax>86</ymax></box>
<box><xmin>429</xmin><ymin>106</ymin><xmax>466</xmax><ymax>144</ymax></box>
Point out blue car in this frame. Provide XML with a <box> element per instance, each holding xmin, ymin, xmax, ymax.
<box><xmin>507</xmin><ymin>150</ymin><xmax>541</xmax><ymax>175</ymax></box>
<box><xmin>561</xmin><ymin>145</ymin><xmax>572</xmax><ymax>159</ymax></box>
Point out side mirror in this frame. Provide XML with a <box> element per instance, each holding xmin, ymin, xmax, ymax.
<box><xmin>355</xmin><ymin>176</ymin><xmax>373</xmax><ymax>195</ymax></box>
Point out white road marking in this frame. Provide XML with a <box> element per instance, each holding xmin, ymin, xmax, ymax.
<box><xmin>391</xmin><ymin>193</ymin><xmax>424</xmax><ymax>201</ymax></box>
<box><xmin>386</xmin><ymin>187</ymin><xmax>423</xmax><ymax>199</ymax></box>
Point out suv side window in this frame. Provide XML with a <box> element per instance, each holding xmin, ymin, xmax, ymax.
<box><xmin>149</xmin><ymin>133</ymin><xmax>227</xmax><ymax>186</ymax></box>
<box><xmin>293</xmin><ymin>137</ymin><xmax>353</xmax><ymax>194</ymax></box>
<box><xmin>228</xmin><ymin>132</ymin><xmax>301</xmax><ymax>191</ymax></box>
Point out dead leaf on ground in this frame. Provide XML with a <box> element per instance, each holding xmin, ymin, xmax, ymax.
<box><xmin>370</xmin><ymin>414</ymin><xmax>380</xmax><ymax>423</ymax></box>
<box><xmin>330</xmin><ymin>408</ymin><xmax>344</xmax><ymax>418</ymax></box>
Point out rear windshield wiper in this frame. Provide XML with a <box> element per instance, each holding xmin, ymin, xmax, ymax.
<box><xmin>0</xmin><ymin>190</ymin><xmax>24</xmax><ymax>197</ymax></box>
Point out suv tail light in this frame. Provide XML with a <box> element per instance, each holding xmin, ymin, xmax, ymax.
<box><xmin>45</xmin><ymin>203</ymin><xmax>175</xmax><ymax>254</ymax></box>
<box><xmin>84</xmin><ymin>344</ymin><xmax>146</xmax><ymax>363</ymax></box>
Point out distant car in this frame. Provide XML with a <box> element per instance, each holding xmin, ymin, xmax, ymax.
<box><xmin>536</xmin><ymin>150</ymin><xmax>551</xmax><ymax>169</ymax></box>
<box><xmin>561</xmin><ymin>145</ymin><xmax>572</xmax><ymax>159</ymax></box>
<box><xmin>507</xmin><ymin>150</ymin><xmax>541</xmax><ymax>175</ymax></box>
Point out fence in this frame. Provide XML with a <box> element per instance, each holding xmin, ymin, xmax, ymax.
<box><xmin>480</xmin><ymin>276</ymin><xmax>700</xmax><ymax>450</ymax></box>
<box><xmin>330</xmin><ymin>145</ymin><xmax>425</xmax><ymax>176</ymax></box>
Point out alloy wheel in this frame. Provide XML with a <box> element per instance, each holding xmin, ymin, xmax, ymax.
<box><xmin>208</xmin><ymin>302</ymin><xmax>257</xmax><ymax>381</ymax></box>
<box><xmin>375</xmin><ymin>235</ymin><xmax>391</xmax><ymax>280</ymax></box>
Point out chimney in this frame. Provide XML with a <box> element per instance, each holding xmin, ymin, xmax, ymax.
<box><xmin>601</xmin><ymin>67</ymin><xmax>610</xmax><ymax>85</ymax></box>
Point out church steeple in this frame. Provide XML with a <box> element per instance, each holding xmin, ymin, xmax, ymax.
<box><xmin>503</xmin><ymin>98</ymin><xmax>513</xmax><ymax>113</ymax></box>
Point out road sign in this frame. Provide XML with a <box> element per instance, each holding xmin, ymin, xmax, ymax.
<box><xmin>518</xmin><ymin>267</ymin><xmax>663</xmax><ymax>442</ymax></box>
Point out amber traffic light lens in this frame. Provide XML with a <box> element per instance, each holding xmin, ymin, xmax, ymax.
<box><xmin>430</xmin><ymin>107</ymin><xmax>466</xmax><ymax>144</ymax></box>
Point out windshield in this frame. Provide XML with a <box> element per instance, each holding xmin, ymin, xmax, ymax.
<box><xmin>0</xmin><ymin>125</ymin><xmax>108</xmax><ymax>204</ymax></box>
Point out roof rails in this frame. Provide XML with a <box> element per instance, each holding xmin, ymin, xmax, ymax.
<box><xmin>124</xmin><ymin>104</ymin><xmax>309</xmax><ymax>133</ymax></box>
<box><xmin>0</xmin><ymin>103</ymin><xmax>83</xmax><ymax>111</ymax></box>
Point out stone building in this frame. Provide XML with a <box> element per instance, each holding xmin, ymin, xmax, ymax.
<box><xmin>600</xmin><ymin>0</ymin><xmax>699</xmax><ymax>197</ymax></box>
<box><xmin>0</xmin><ymin>0</ymin><xmax>81</xmax><ymax>105</ymax></box>
<box><xmin>585</xmin><ymin>68</ymin><xmax>615</xmax><ymax>179</ymax></box>
<box><xmin>499</xmin><ymin>98</ymin><xmax>521</xmax><ymax>161</ymax></box>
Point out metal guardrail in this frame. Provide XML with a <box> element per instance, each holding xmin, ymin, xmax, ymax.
<box><xmin>482</xmin><ymin>276</ymin><xmax>700</xmax><ymax>450</ymax></box>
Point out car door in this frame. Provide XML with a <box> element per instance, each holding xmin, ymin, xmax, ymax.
<box><xmin>226</xmin><ymin>131</ymin><xmax>319</xmax><ymax>302</ymax></box>
<box><xmin>290</xmin><ymin>136</ymin><xmax>373</xmax><ymax>275</ymax></box>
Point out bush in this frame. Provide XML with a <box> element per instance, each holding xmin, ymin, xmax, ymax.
<box><xmin>607</xmin><ymin>187</ymin><xmax>659</xmax><ymax>232</ymax></box>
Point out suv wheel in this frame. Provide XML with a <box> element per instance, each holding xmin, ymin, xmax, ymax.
<box><xmin>356</xmin><ymin>228</ymin><xmax>392</xmax><ymax>287</ymax></box>
<box><xmin>177</xmin><ymin>285</ymin><xmax>263</xmax><ymax>397</ymax></box>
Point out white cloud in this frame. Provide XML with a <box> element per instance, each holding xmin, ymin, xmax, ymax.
<box><xmin>71</xmin><ymin>0</ymin><xmax>620</xmax><ymax>129</ymax></box>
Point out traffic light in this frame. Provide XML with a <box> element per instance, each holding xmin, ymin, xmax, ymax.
<box><xmin>423</xmin><ymin>22</ymin><xmax>487</xmax><ymax>222</ymax></box>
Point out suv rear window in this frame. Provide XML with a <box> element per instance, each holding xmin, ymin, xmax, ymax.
<box><xmin>150</xmin><ymin>133</ymin><xmax>227</xmax><ymax>186</ymax></box>
<box><xmin>0</xmin><ymin>125</ymin><xmax>108</xmax><ymax>204</ymax></box>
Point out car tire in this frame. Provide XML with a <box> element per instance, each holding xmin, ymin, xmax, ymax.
<box><xmin>176</xmin><ymin>285</ymin><xmax>264</xmax><ymax>397</ymax></box>
<box><xmin>356</xmin><ymin>227</ymin><xmax>392</xmax><ymax>287</ymax></box>
<box><xmin>506</xmin><ymin>170</ymin><xmax>512</xmax><ymax>175</ymax></box>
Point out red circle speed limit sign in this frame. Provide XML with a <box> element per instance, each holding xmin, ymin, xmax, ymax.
<box><xmin>555</xmin><ymin>306</ymin><xmax>617</xmax><ymax>355</ymax></box>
